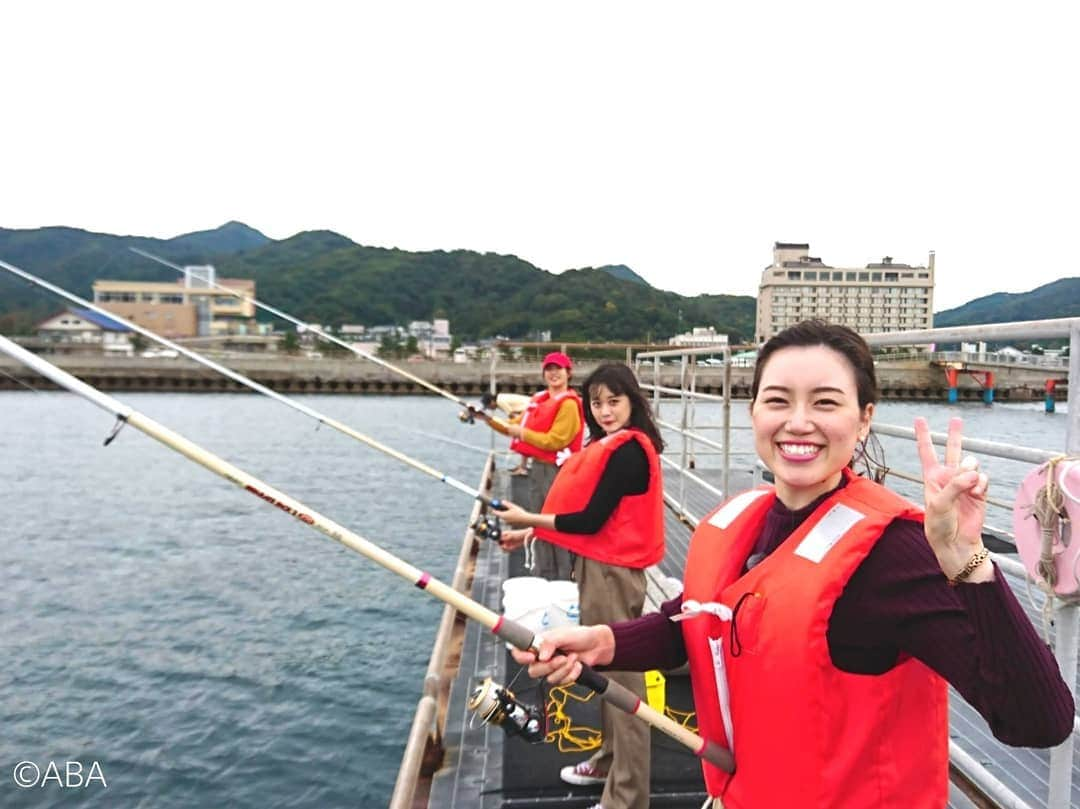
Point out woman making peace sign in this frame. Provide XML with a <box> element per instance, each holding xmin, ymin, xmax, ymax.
<box><xmin>513</xmin><ymin>320</ymin><xmax>1073</xmax><ymax>809</ymax></box>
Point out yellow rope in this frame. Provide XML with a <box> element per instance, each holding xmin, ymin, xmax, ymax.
<box><xmin>544</xmin><ymin>685</ymin><xmax>602</xmax><ymax>753</ymax></box>
<box><xmin>542</xmin><ymin>684</ymin><xmax>701</xmax><ymax>750</ymax></box>
<box><xmin>664</xmin><ymin>704</ymin><xmax>698</xmax><ymax>733</ymax></box>
<box><xmin>1032</xmin><ymin>456</ymin><xmax>1074</xmax><ymax>592</ymax></box>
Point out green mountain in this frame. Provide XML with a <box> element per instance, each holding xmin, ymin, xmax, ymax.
<box><xmin>0</xmin><ymin>224</ymin><xmax>757</xmax><ymax>342</ymax></box>
<box><xmin>598</xmin><ymin>264</ymin><xmax>651</xmax><ymax>286</ymax></box>
<box><xmin>165</xmin><ymin>220</ymin><xmax>270</xmax><ymax>255</ymax></box>
<box><xmin>935</xmin><ymin>278</ymin><xmax>1080</xmax><ymax>327</ymax></box>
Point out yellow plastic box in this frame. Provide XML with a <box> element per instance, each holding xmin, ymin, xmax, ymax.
<box><xmin>645</xmin><ymin>670</ymin><xmax>665</xmax><ymax>713</ymax></box>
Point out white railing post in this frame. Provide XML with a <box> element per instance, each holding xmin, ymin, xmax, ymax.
<box><xmin>653</xmin><ymin>355</ymin><xmax>660</xmax><ymax>417</ymax></box>
<box><xmin>723</xmin><ymin>346</ymin><xmax>732</xmax><ymax>498</ymax></box>
<box><xmin>1047</xmin><ymin>323</ymin><xmax>1080</xmax><ymax>808</ymax></box>
<box><xmin>678</xmin><ymin>354</ymin><xmax>689</xmax><ymax>513</ymax></box>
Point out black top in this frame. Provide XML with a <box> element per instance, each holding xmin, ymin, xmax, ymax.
<box><xmin>552</xmin><ymin>439</ymin><xmax>649</xmax><ymax>534</ymax></box>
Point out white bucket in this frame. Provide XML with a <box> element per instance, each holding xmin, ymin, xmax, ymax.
<box><xmin>502</xmin><ymin>577</ymin><xmax>552</xmax><ymax>635</ymax></box>
<box><xmin>546</xmin><ymin>579</ymin><xmax>579</xmax><ymax>628</ymax></box>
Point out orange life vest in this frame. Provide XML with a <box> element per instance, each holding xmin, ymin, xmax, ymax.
<box><xmin>510</xmin><ymin>389</ymin><xmax>584</xmax><ymax>465</ymax></box>
<box><xmin>534</xmin><ymin>429</ymin><xmax>664</xmax><ymax>569</ymax></box>
<box><xmin>682</xmin><ymin>469</ymin><xmax>949</xmax><ymax>808</ymax></box>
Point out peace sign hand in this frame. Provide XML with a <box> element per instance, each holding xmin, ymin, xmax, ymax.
<box><xmin>914</xmin><ymin>417</ymin><xmax>993</xmax><ymax>582</ymax></box>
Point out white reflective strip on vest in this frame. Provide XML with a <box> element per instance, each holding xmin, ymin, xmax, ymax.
<box><xmin>707</xmin><ymin>488</ymin><xmax>770</xmax><ymax>530</ymax></box>
<box><xmin>793</xmin><ymin>503</ymin><xmax>866</xmax><ymax>563</ymax></box>
<box><xmin>708</xmin><ymin>635</ymin><xmax>735</xmax><ymax>750</ymax></box>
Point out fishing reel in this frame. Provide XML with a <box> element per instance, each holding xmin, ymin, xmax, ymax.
<box><xmin>458</xmin><ymin>404</ymin><xmax>488</xmax><ymax>425</ymax></box>
<box><xmin>473</xmin><ymin>511</ymin><xmax>502</xmax><ymax>543</ymax></box>
<box><xmin>467</xmin><ymin>677</ymin><xmax>545</xmax><ymax>743</ymax></box>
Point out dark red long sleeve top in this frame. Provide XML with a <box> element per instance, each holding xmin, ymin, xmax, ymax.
<box><xmin>608</xmin><ymin>482</ymin><xmax>1075</xmax><ymax>748</ymax></box>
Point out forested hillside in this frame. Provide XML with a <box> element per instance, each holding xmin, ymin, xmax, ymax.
<box><xmin>0</xmin><ymin>224</ymin><xmax>756</xmax><ymax>341</ymax></box>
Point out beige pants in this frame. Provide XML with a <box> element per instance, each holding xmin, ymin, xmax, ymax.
<box><xmin>528</xmin><ymin>460</ymin><xmax>573</xmax><ymax>579</ymax></box>
<box><xmin>575</xmin><ymin>555</ymin><xmax>650</xmax><ymax>809</ymax></box>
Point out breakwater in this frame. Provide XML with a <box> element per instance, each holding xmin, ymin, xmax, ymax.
<box><xmin>0</xmin><ymin>353</ymin><xmax>1066</xmax><ymax>401</ymax></box>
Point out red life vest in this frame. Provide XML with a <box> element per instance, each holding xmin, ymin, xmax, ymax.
<box><xmin>682</xmin><ymin>468</ymin><xmax>949</xmax><ymax>808</ymax></box>
<box><xmin>510</xmin><ymin>389</ymin><xmax>584</xmax><ymax>465</ymax></box>
<box><xmin>534</xmin><ymin>429</ymin><xmax>664</xmax><ymax>569</ymax></box>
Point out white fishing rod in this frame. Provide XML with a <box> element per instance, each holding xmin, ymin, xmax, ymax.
<box><xmin>0</xmin><ymin>332</ymin><xmax>734</xmax><ymax>773</ymax></box>
<box><xmin>130</xmin><ymin>247</ymin><xmax>477</xmax><ymax>411</ymax></box>
<box><xmin>0</xmin><ymin>258</ymin><xmax>504</xmax><ymax>517</ymax></box>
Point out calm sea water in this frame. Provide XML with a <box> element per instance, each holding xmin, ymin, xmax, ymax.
<box><xmin>0</xmin><ymin>392</ymin><xmax>1070</xmax><ymax>808</ymax></box>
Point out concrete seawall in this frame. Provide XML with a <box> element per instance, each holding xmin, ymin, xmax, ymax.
<box><xmin>0</xmin><ymin>354</ymin><xmax>1066</xmax><ymax>402</ymax></box>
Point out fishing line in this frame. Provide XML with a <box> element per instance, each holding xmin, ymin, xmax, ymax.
<box><xmin>0</xmin><ymin>258</ymin><xmax>505</xmax><ymax>539</ymax></box>
<box><xmin>0</xmin><ymin>366</ymin><xmax>41</xmax><ymax>393</ymax></box>
<box><xmin>0</xmin><ymin>332</ymin><xmax>735</xmax><ymax>772</ymax></box>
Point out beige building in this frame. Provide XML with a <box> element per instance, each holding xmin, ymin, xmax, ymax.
<box><xmin>92</xmin><ymin>265</ymin><xmax>256</xmax><ymax>339</ymax></box>
<box><xmin>755</xmin><ymin>242</ymin><xmax>934</xmax><ymax>343</ymax></box>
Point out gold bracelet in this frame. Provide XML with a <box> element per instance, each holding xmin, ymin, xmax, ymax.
<box><xmin>946</xmin><ymin>547</ymin><xmax>991</xmax><ymax>586</ymax></box>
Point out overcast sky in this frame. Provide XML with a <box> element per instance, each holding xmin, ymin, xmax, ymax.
<box><xmin>2</xmin><ymin>1</ymin><xmax>1077</xmax><ymax>311</ymax></box>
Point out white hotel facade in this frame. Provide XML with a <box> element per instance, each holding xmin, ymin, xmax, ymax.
<box><xmin>755</xmin><ymin>242</ymin><xmax>935</xmax><ymax>344</ymax></box>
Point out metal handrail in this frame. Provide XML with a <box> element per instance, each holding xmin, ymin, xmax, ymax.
<box><xmin>389</xmin><ymin>452</ymin><xmax>494</xmax><ymax>809</ymax></box>
<box><xmin>660</xmin><ymin>455</ymin><xmax>725</xmax><ymax>501</ymax></box>
<box><xmin>637</xmin><ymin>344</ymin><xmax>734</xmax><ymax>359</ymax></box>
<box><xmin>872</xmin><ymin>423</ymin><xmax>1061</xmax><ymax>466</ymax></box>
<box><xmin>641</xmin><ymin>382</ymin><xmax>728</xmax><ymax>403</ymax></box>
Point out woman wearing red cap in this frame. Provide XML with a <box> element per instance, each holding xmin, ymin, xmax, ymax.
<box><xmin>480</xmin><ymin>350</ymin><xmax>585</xmax><ymax>579</ymax></box>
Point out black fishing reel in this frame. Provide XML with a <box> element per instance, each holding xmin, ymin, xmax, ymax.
<box><xmin>467</xmin><ymin>677</ymin><xmax>545</xmax><ymax>743</ymax></box>
<box><xmin>473</xmin><ymin>511</ymin><xmax>502</xmax><ymax>543</ymax></box>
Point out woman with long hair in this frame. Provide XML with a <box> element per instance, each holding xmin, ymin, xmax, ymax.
<box><xmin>512</xmin><ymin>321</ymin><xmax>1073</xmax><ymax>809</ymax></box>
<box><xmin>496</xmin><ymin>362</ymin><xmax>665</xmax><ymax>809</ymax></box>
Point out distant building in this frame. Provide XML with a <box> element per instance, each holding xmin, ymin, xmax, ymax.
<box><xmin>669</xmin><ymin>326</ymin><xmax>729</xmax><ymax>347</ymax></box>
<box><xmin>92</xmin><ymin>265</ymin><xmax>256</xmax><ymax>339</ymax></box>
<box><xmin>755</xmin><ymin>242</ymin><xmax>935</xmax><ymax>343</ymax></box>
<box><xmin>36</xmin><ymin>307</ymin><xmax>133</xmax><ymax>354</ymax></box>
<box><xmin>408</xmin><ymin>318</ymin><xmax>453</xmax><ymax>358</ymax></box>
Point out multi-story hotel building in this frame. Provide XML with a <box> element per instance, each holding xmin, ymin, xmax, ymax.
<box><xmin>755</xmin><ymin>242</ymin><xmax>934</xmax><ymax>343</ymax></box>
<box><xmin>92</xmin><ymin>265</ymin><xmax>257</xmax><ymax>339</ymax></box>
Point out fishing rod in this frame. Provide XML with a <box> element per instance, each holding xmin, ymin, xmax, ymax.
<box><xmin>0</xmin><ymin>258</ymin><xmax>504</xmax><ymax>538</ymax></box>
<box><xmin>129</xmin><ymin>247</ymin><xmax>479</xmax><ymax>412</ymax></box>
<box><xmin>0</xmin><ymin>333</ymin><xmax>734</xmax><ymax>773</ymax></box>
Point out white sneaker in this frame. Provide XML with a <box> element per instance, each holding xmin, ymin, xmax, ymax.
<box><xmin>559</xmin><ymin>759</ymin><xmax>608</xmax><ymax>785</ymax></box>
